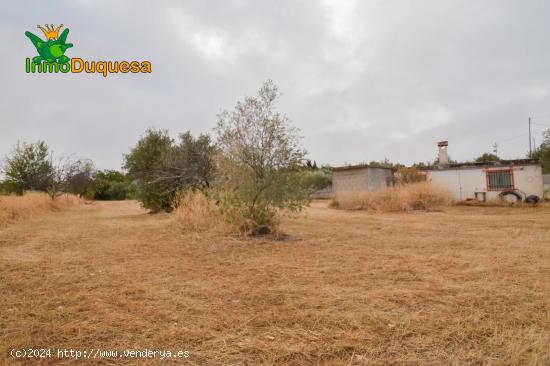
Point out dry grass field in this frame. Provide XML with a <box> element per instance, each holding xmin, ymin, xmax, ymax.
<box><xmin>1</xmin><ymin>199</ymin><xmax>549</xmax><ymax>365</ymax></box>
<box><xmin>0</xmin><ymin>192</ymin><xmax>81</xmax><ymax>227</ymax></box>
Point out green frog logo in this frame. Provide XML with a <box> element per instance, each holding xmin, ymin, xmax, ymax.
<box><xmin>25</xmin><ymin>24</ymin><xmax>73</xmax><ymax>64</ymax></box>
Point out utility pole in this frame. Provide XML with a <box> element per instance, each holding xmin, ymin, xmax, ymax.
<box><xmin>528</xmin><ymin>116</ymin><xmax>532</xmax><ymax>156</ymax></box>
<box><xmin>492</xmin><ymin>142</ymin><xmax>498</xmax><ymax>157</ymax></box>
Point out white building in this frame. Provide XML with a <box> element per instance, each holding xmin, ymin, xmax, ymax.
<box><xmin>424</xmin><ymin>141</ymin><xmax>544</xmax><ymax>202</ymax></box>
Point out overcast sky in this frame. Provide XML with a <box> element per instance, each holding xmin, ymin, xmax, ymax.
<box><xmin>2</xmin><ymin>0</ymin><xmax>550</xmax><ymax>170</ymax></box>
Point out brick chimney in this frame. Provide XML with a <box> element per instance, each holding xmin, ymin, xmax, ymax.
<box><xmin>438</xmin><ymin>141</ymin><xmax>449</xmax><ymax>168</ymax></box>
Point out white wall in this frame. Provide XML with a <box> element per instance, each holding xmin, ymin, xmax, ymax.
<box><xmin>514</xmin><ymin>165</ymin><xmax>544</xmax><ymax>198</ymax></box>
<box><xmin>426</xmin><ymin>164</ymin><xmax>544</xmax><ymax>201</ymax></box>
<box><xmin>426</xmin><ymin>168</ymin><xmax>484</xmax><ymax>201</ymax></box>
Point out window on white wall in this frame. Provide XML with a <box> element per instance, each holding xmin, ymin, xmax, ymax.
<box><xmin>487</xmin><ymin>169</ymin><xmax>514</xmax><ymax>190</ymax></box>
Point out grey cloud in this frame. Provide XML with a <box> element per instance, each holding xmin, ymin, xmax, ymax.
<box><xmin>1</xmin><ymin>0</ymin><xmax>549</xmax><ymax>170</ymax></box>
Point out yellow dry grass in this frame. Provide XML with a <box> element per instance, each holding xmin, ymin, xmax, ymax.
<box><xmin>172</xmin><ymin>190</ymin><xmax>236</xmax><ymax>234</ymax></box>
<box><xmin>335</xmin><ymin>182</ymin><xmax>453</xmax><ymax>212</ymax></box>
<box><xmin>0</xmin><ymin>200</ymin><xmax>549</xmax><ymax>365</ymax></box>
<box><xmin>0</xmin><ymin>192</ymin><xmax>82</xmax><ymax>227</ymax></box>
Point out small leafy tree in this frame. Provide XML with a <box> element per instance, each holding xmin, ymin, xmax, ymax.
<box><xmin>46</xmin><ymin>157</ymin><xmax>89</xmax><ymax>200</ymax></box>
<box><xmin>66</xmin><ymin>160</ymin><xmax>94</xmax><ymax>197</ymax></box>
<box><xmin>475</xmin><ymin>152</ymin><xmax>500</xmax><ymax>163</ymax></box>
<box><xmin>214</xmin><ymin>80</ymin><xmax>310</xmax><ymax>234</ymax></box>
<box><xmin>123</xmin><ymin>129</ymin><xmax>173</xmax><ymax>179</ymax></box>
<box><xmin>123</xmin><ymin>128</ymin><xmax>217</xmax><ymax>211</ymax></box>
<box><xmin>1</xmin><ymin>141</ymin><xmax>52</xmax><ymax>195</ymax></box>
<box><xmin>123</xmin><ymin>128</ymin><xmax>174</xmax><ymax>211</ymax></box>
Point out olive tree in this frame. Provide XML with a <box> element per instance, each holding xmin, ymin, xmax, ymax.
<box><xmin>214</xmin><ymin>80</ymin><xmax>310</xmax><ymax>234</ymax></box>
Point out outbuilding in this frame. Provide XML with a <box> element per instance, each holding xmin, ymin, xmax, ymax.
<box><xmin>331</xmin><ymin>165</ymin><xmax>393</xmax><ymax>201</ymax></box>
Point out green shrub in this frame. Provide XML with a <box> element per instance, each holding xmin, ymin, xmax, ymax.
<box><xmin>123</xmin><ymin>128</ymin><xmax>216</xmax><ymax>212</ymax></box>
<box><xmin>1</xmin><ymin>141</ymin><xmax>52</xmax><ymax>195</ymax></box>
<box><xmin>301</xmin><ymin>168</ymin><xmax>332</xmax><ymax>191</ymax></box>
<box><xmin>88</xmin><ymin>170</ymin><xmax>131</xmax><ymax>201</ymax></box>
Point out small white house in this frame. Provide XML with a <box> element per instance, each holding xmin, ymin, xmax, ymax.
<box><xmin>424</xmin><ymin>141</ymin><xmax>544</xmax><ymax>202</ymax></box>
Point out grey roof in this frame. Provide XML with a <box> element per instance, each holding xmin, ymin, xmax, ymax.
<box><xmin>421</xmin><ymin>159</ymin><xmax>541</xmax><ymax>171</ymax></box>
<box><xmin>332</xmin><ymin>164</ymin><xmax>394</xmax><ymax>172</ymax></box>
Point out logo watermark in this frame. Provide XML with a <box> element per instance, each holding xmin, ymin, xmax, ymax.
<box><xmin>25</xmin><ymin>24</ymin><xmax>151</xmax><ymax>77</ymax></box>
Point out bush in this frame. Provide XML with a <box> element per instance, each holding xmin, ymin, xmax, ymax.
<box><xmin>301</xmin><ymin>168</ymin><xmax>332</xmax><ymax>191</ymax></box>
<box><xmin>106</xmin><ymin>181</ymin><xmax>130</xmax><ymax>200</ymax></box>
<box><xmin>334</xmin><ymin>182</ymin><xmax>452</xmax><ymax>212</ymax></box>
<box><xmin>134</xmin><ymin>182</ymin><xmax>172</xmax><ymax>211</ymax></box>
<box><xmin>87</xmin><ymin>170</ymin><xmax>132</xmax><ymax>201</ymax></box>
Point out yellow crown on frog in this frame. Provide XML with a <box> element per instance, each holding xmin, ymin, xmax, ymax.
<box><xmin>37</xmin><ymin>24</ymin><xmax>64</xmax><ymax>40</ymax></box>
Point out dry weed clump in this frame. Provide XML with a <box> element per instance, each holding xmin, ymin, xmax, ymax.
<box><xmin>172</xmin><ymin>190</ymin><xmax>236</xmax><ymax>234</ymax></box>
<box><xmin>335</xmin><ymin>181</ymin><xmax>452</xmax><ymax>212</ymax></box>
<box><xmin>0</xmin><ymin>191</ymin><xmax>82</xmax><ymax>226</ymax></box>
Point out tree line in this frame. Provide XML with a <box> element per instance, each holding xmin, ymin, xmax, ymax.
<box><xmin>0</xmin><ymin>141</ymin><xmax>138</xmax><ymax>201</ymax></box>
<box><xmin>1</xmin><ymin>81</ymin><xmax>331</xmax><ymax>234</ymax></box>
